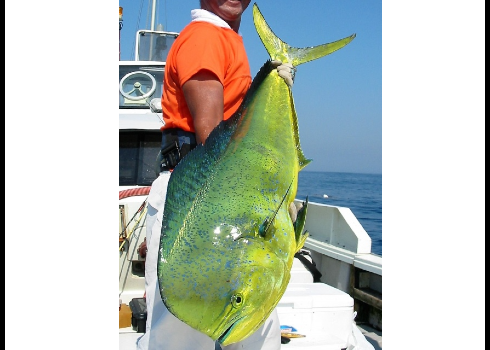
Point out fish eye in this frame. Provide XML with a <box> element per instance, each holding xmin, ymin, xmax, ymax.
<box><xmin>231</xmin><ymin>293</ymin><xmax>244</xmax><ymax>308</ymax></box>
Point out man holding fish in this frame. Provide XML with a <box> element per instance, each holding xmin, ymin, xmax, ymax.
<box><xmin>137</xmin><ymin>1</ymin><xmax>295</xmax><ymax>349</ymax></box>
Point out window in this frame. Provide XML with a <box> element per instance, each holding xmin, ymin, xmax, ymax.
<box><xmin>119</xmin><ymin>131</ymin><xmax>161</xmax><ymax>186</ymax></box>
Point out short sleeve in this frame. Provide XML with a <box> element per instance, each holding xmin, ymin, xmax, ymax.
<box><xmin>174</xmin><ymin>25</ymin><xmax>228</xmax><ymax>87</ymax></box>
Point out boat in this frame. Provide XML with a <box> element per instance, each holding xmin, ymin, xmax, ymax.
<box><xmin>119</xmin><ymin>3</ymin><xmax>382</xmax><ymax>349</ymax></box>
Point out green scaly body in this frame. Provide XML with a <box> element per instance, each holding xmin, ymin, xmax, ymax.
<box><xmin>157</xmin><ymin>3</ymin><xmax>356</xmax><ymax>346</ymax></box>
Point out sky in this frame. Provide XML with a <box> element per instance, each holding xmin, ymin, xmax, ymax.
<box><xmin>4</xmin><ymin>1</ymin><xmax>485</xmax><ymax>349</ymax></box>
<box><xmin>118</xmin><ymin>0</ymin><xmax>382</xmax><ymax>174</ymax></box>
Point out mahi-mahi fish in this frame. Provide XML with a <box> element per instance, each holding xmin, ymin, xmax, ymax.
<box><xmin>157</xmin><ymin>3</ymin><xmax>355</xmax><ymax>346</ymax></box>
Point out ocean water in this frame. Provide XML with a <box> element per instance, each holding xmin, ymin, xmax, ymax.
<box><xmin>295</xmin><ymin>171</ymin><xmax>382</xmax><ymax>256</ymax></box>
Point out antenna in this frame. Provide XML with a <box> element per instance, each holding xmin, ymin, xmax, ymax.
<box><xmin>150</xmin><ymin>0</ymin><xmax>157</xmax><ymax>31</ymax></box>
<box><xmin>119</xmin><ymin>7</ymin><xmax>123</xmax><ymax>60</ymax></box>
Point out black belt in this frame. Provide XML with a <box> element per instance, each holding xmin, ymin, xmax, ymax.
<box><xmin>157</xmin><ymin>128</ymin><xmax>197</xmax><ymax>172</ymax></box>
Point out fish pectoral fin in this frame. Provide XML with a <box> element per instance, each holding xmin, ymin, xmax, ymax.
<box><xmin>294</xmin><ymin>197</ymin><xmax>309</xmax><ymax>251</ymax></box>
<box><xmin>258</xmin><ymin>217</ymin><xmax>269</xmax><ymax>238</ymax></box>
<box><xmin>259</xmin><ymin>180</ymin><xmax>295</xmax><ymax>238</ymax></box>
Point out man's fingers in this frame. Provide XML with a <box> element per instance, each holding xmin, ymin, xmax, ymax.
<box><xmin>277</xmin><ymin>69</ymin><xmax>294</xmax><ymax>87</ymax></box>
<box><xmin>270</xmin><ymin>60</ymin><xmax>296</xmax><ymax>87</ymax></box>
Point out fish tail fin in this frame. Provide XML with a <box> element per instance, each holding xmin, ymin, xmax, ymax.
<box><xmin>253</xmin><ymin>4</ymin><xmax>356</xmax><ymax>67</ymax></box>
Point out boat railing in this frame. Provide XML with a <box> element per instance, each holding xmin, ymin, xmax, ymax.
<box><xmin>294</xmin><ymin>200</ymin><xmax>382</xmax><ymax>330</ymax></box>
<box><xmin>294</xmin><ymin>200</ymin><xmax>373</xmax><ymax>255</ymax></box>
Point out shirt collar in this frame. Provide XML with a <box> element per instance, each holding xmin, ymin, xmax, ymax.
<box><xmin>191</xmin><ymin>9</ymin><xmax>232</xmax><ymax>30</ymax></box>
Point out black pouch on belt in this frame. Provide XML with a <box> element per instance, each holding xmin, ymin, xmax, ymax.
<box><xmin>157</xmin><ymin>128</ymin><xmax>197</xmax><ymax>173</ymax></box>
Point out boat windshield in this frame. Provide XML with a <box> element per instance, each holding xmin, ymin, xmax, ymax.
<box><xmin>119</xmin><ymin>65</ymin><xmax>164</xmax><ymax>109</ymax></box>
<box><xmin>136</xmin><ymin>31</ymin><xmax>178</xmax><ymax>62</ymax></box>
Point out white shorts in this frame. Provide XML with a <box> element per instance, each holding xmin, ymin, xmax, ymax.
<box><xmin>136</xmin><ymin>172</ymin><xmax>281</xmax><ymax>350</ymax></box>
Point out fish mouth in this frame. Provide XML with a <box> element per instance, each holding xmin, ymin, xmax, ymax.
<box><xmin>217</xmin><ymin>316</ymin><xmax>244</xmax><ymax>344</ymax></box>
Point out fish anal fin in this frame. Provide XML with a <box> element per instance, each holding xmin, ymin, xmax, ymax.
<box><xmin>298</xmin><ymin>156</ymin><xmax>312</xmax><ymax>171</ymax></box>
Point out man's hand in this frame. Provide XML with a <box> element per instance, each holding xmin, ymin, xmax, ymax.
<box><xmin>271</xmin><ymin>60</ymin><xmax>296</xmax><ymax>88</ymax></box>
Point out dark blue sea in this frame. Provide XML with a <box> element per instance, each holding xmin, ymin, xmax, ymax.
<box><xmin>296</xmin><ymin>171</ymin><xmax>382</xmax><ymax>256</ymax></box>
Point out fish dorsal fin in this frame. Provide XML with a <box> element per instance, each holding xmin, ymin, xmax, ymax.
<box><xmin>253</xmin><ymin>4</ymin><xmax>356</xmax><ymax>67</ymax></box>
<box><xmin>258</xmin><ymin>179</ymin><xmax>293</xmax><ymax>238</ymax></box>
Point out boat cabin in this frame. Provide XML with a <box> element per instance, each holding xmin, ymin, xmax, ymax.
<box><xmin>119</xmin><ymin>30</ymin><xmax>178</xmax><ymax>188</ymax></box>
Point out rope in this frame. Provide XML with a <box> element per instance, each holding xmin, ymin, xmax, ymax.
<box><xmin>119</xmin><ymin>206</ymin><xmax>148</xmax><ymax>251</ymax></box>
<box><xmin>118</xmin><ymin>186</ymin><xmax>151</xmax><ymax>250</ymax></box>
<box><xmin>120</xmin><ymin>198</ymin><xmax>148</xmax><ymax>238</ymax></box>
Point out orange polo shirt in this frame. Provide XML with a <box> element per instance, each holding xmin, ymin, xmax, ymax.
<box><xmin>161</xmin><ymin>21</ymin><xmax>252</xmax><ymax>132</ymax></box>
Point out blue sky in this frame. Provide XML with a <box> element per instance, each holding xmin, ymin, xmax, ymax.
<box><xmin>119</xmin><ymin>0</ymin><xmax>382</xmax><ymax>174</ymax></box>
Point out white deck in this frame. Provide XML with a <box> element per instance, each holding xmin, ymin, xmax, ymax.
<box><xmin>119</xmin><ymin>256</ymin><xmax>379</xmax><ymax>349</ymax></box>
<box><xmin>119</xmin><ymin>323</ymin><xmax>380</xmax><ymax>350</ymax></box>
